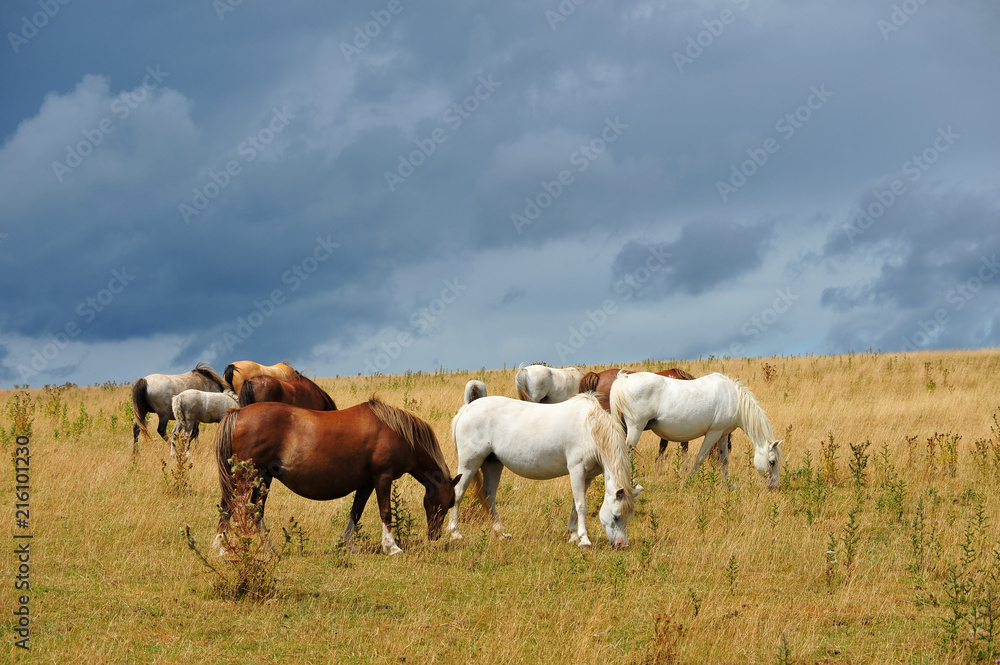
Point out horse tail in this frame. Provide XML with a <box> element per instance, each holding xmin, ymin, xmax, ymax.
<box><xmin>132</xmin><ymin>378</ymin><xmax>152</xmax><ymax>441</ymax></box>
<box><xmin>238</xmin><ymin>379</ymin><xmax>255</xmax><ymax>407</ymax></box>
<box><xmin>609</xmin><ymin>370</ymin><xmax>637</xmax><ymax>434</ymax></box>
<box><xmin>579</xmin><ymin>371</ymin><xmax>601</xmax><ymax>394</ymax></box>
<box><xmin>733</xmin><ymin>378</ymin><xmax>775</xmax><ymax>447</ymax></box>
<box><xmin>223</xmin><ymin>363</ymin><xmax>237</xmax><ymax>391</ymax></box>
<box><xmin>215</xmin><ymin>407</ymin><xmax>241</xmax><ymax>524</ymax></box>
<box><xmin>366</xmin><ymin>398</ymin><xmax>450</xmax><ymax>478</ymax></box>
<box><xmin>464</xmin><ymin>380</ymin><xmax>486</xmax><ymax>404</ymax></box>
<box><xmin>514</xmin><ymin>364</ymin><xmax>531</xmax><ymax>401</ymax></box>
<box><xmin>450</xmin><ymin>403</ymin><xmax>490</xmax><ymax>512</ymax></box>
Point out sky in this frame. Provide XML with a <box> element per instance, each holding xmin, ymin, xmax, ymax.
<box><xmin>1</xmin><ymin>0</ymin><xmax>998</xmax><ymax>387</ymax></box>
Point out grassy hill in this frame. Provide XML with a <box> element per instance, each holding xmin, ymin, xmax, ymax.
<box><xmin>3</xmin><ymin>348</ymin><xmax>1000</xmax><ymax>663</ymax></box>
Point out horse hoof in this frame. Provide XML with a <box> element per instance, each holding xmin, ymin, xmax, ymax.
<box><xmin>578</xmin><ymin>542</ymin><xmax>592</xmax><ymax>550</ymax></box>
<box><xmin>568</xmin><ymin>534</ymin><xmax>580</xmax><ymax>544</ymax></box>
<box><xmin>501</xmin><ymin>532</ymin><xmax>513</xmax><ymax>540</ymax></box>
<box><xmin>450</xmin><ymin>531</ymin><xmax>463</xmax><ymax>541</ymax></box>
<box><xmin>386</xmin><ymin>545</ymin><xmax>403</xmax><ymax>556</ymax></box>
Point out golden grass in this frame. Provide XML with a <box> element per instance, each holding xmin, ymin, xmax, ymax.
<box><xmin>2</xmin><ymin>348</ymin><xmax>1000</xmax><ymax>663</ymax></box>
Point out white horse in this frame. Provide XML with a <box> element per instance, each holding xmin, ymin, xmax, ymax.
<box><xmin>514</xmin><ymin>364</ymin><xmax>584</xmax><ymax>403</ymax></box>
<box><xmin>463</xmin><ymin>379</ymin><xmax>487</xmax><ymax>405</ymax></box>
<box><xmin>610</xmin><ymin>372</ymin><xmax>783</xmax><ymax>489</ymax></box>
<box><xmin>449</xmin><ymin>392</ymin><xmax>642</xmax><ymax>549</ymax></box>
<box><xmin>169</xmin><ymin>388</ymin><xmax>238</xmax><ymax>456</ymax></box>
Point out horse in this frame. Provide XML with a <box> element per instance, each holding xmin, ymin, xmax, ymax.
<box><xmin>169</xmin><ymin>388</ymin><xmax>238</xmax><ymax>456</ymax></box>
<box><xmin>449</xmin><ymin>392</ymin><xmax>642</xmax><ymax>549</ymax></box>
<box><xmin>610</xmin><ymin>371</ymin><xmax>782</xmax><ymax>489</ymax></box>
<box><xmin>237</xmin><ymin>373</ymin><xmax>337</xmax><ymax>411</ymax></box>
<box><xmin>463</xmin><ymin>380</ymin><xmax>487</xmax><ymax>404</ymax></box>
<box><xmin>223</xmin><ymin>360</ymin><xmax>299</xmax><ymax>396</ymax></box>
<box><xmin>212</xmin><ymin>398</ymin><xmax>461</xmax><ymax>556</ymax></box>
<box><xmin>514</xmin><ymin>364</ymin><xmax>584</xmax><ymax>403</ymax></box>
<box><xmin>132</xmin><ymin>363</ymin><xmax>227</xmax><ymax>451</ymax></box>
<box><xmin>578</xmin><ymin>367</ymin><xmax>716</xmax><ymax>472</ymax></box>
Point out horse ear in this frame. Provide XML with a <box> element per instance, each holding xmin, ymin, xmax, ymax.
<box><xmin>615</xmin><ymin>488</ymin><xmax>625</xmax><ymax>500</ymax></box>
<box><xmin>451</xmin><ymin>474</ymin><xmax>462</xmax><ymax>487</ymax></box>
<box><xmin>772</xmin><ymin>440</ymin><xmax>783</xmax><ymax>450</ymax></box>
<box><xmin>632</xmin><ymin>484</ymin><xmax>644</xmax><ymax>498</ymax></box>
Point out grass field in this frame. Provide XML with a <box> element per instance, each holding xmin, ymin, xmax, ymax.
<box><xmin>4</xmin><ymin>349</ymin><xmax>1000</xmax><ymax>663</ymax></box>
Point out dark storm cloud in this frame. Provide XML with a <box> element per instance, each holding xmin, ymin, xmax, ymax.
<box><xmin>610</xmin><ymin>217</ymin><xmax>778</xmax><ymax>299</ymax></box>
<box><xmin>1</xmin><ymin>1</ymin><xmax>998</xmax><ymax>384</ymax></box>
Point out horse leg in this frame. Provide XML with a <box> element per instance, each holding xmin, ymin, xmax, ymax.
<box><xmin>156</xmin><ymin>414</ymin><xmax>169</xmax><ymax>441</ymax></box>
<box><xmin>568</xmin><ymin>465</ymin><xmax>592</xmax><ymax>549</ymax></box>
<box><xmin>684</xmin><ymin>430</ymin><xmax>726</xmax><ymax>484</ymax></box>
<box><xmin>479</xmin><ymin>456</ymin><xmax>510</xmax><ymax>539</ymax></box>
<box><xmin>169</xmin><ymin>422</ymin><xmax>180</xmax><ymax>457</ymax></box>
<box><xmin>341</xmin><ymin>486</ymin><xmax>374</xmax><ymax>554</ymax></box>
<box><xmin>718</xmin><ymin>431</ymin><xmax>733</xmax><ymax>482</ymax></box>
<box><xmin>655</xmin><ymin>438</ymin><xmax>669</xmax><ymax>474</ymax></box>
<box><xmin>373</xmin><ymin>474</ymin><xmax>403</xmax><ymax>555</ymax></box>
<box><xmin>566</xmin><ymin>475</ymin><xmax>594</xmax><ymax>544</ymax></box>
<box><xmin>191</xmin><ymin>421</ymin><xmax>200</xmax><ymax>452</ymax></box>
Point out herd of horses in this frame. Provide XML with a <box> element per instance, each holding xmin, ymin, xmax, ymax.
<box><xmin>131</xmin><ymin>361</ymin><xmax>783</xmax><ymax>556</ymax></box>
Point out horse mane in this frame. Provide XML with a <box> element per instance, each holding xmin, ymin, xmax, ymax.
<box><xmin>194</xmin><ymin>363</ymin><xmax>226</xmax><ymax>390</ymax></box>
<box><xmin>732</xmin><ymin>378</ymin><xmax>776</xmax><ymax>445</ymax></box>
<box><xmin>223</xmin><ymin>363</ymin><xmax>239</xmax><ymax>390</ymax></box>
<box><xmin>573</xmin><ymin>393</ymin><xmax>634</xmax><ymax>517</ymax></box>
<box><xmin>664</xmin><ymin>367</ymin><xmax>696</xmax><ymax>380</ymax></box>
<box><xmin>366</xmin><ymin>397</ymin><xmax>449</xmax><ymax>477</ymax></box>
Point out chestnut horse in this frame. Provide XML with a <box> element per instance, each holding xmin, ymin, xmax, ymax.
<box><xmin>223</xmin><ymin>360</ymin><xmax>299</xmax><ymax>396</ymax></box>
<box><xmin>213</xmin><ymin>399</ymin><xmax>460</xmax><ymax>556</ymax></box>
<box><xmin>578</xmin><ymin>367</ymin><xmax>726</xmax><ymax>472</ymax></box>
<box><xmin>238</xmin><ymin>373</ymin><xmax>337</xmax><ymax>411</ymax></box>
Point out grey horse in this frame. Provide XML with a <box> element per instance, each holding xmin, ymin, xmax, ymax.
<box><xmin>132</xmin><ymin>363</ymin><xmax>227</xmax><ymax>452</ymax></box>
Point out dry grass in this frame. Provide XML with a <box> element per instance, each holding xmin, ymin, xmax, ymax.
<box><xmin>3</xmin><ymin>349</ymin><xmax>1000</xmax><ymax>663</ymax></box>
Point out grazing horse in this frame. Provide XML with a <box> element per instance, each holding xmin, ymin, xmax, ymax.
<box><xmin>610</xmin><ymin>372</ymin><xmax>782</xmax><ymax>489</ymax></box>
<box><xmin>169</xmin><ymin>389</ymin><xmax>238</xmax><ymax>456</ymax></box>
<box><xmin>514</xmin><ymin>364</ymin><xmax>584</xmax><ymax>403</ymax></box>
<box><xmin>578</xmin><ymin>367</ymin><xmax>715</xmax><ymax>472</ymax></box>
<box><xmin>463</xmin><ymin>380</ymin><xmax>487</xmax><ymax>404</ymax></box>
<box><xmin>449</xmin><ymin>392</ymin><xmax>642</xmax><ymax>549</ymax></box>
<box><xmin>132</xmin><ymin>363</ymin><xmax>227</xmax><ymax>450</ymax></box>
<box><xmin>213</xmin><ymin>399</ymin><xmax>461</xmax><ymax>556</ymax></box>
<box><xmin>223</xmin><ymin>361</ymin><xmax>299</xmax><ymax>396</ymax></box>
<box><xmin>237</xmin><ymin>373</ymin><xmax>337</xmax><ymax>411</ymax></box>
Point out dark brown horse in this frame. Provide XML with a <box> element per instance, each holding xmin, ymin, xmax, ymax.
<box><xmin>578</xmin><ymin>367</ymin><xmax>726</xmax><ymax>472</ymax></box>
<box><xmin>213</xmin><ymin>399</ymin><xmax>460</xmax><ymax>556</ymax></box>
<box><xmin>237</xmin><ymin>373</ymin><xmax>337</xmax><ymax>411</ymax></box>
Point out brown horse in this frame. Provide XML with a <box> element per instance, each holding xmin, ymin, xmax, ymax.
<box><xmin>578</xmin><ymin>367</ymin><xmax>725</xmax><ymax>472</ymax></box>
<box><xmin>238</xmin><ymin>373</ymin><xmax>337</xmax><ymax>411</ymax></box>
<box><xmin>223</xmin><ymin>360</ymin><xmax>299</xmax><ymax>396</ymax></box>
<box><xmin>132</xmin><ymin>363</ymin><xmax>227</xmax><ymax>450</ymax></box>
<box><xmin>213</xmin><ymin>399</ymin><xmax>460</xmax><ymax>556</ymax></box>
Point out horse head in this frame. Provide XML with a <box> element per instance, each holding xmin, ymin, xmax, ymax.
<box><xmin>424</xmin><ymin>474</ymin><xmax>461</xmax><ymax>541</ymax></box>
<box><xmin>599</xmin><ymin>484</ymin><xmax>643</xmax><ymax>550</ymax></box>
<box><xmin>753</xmin><ymin>440</ymin><xmax>783</xmax><ymax>490</ymax></box>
